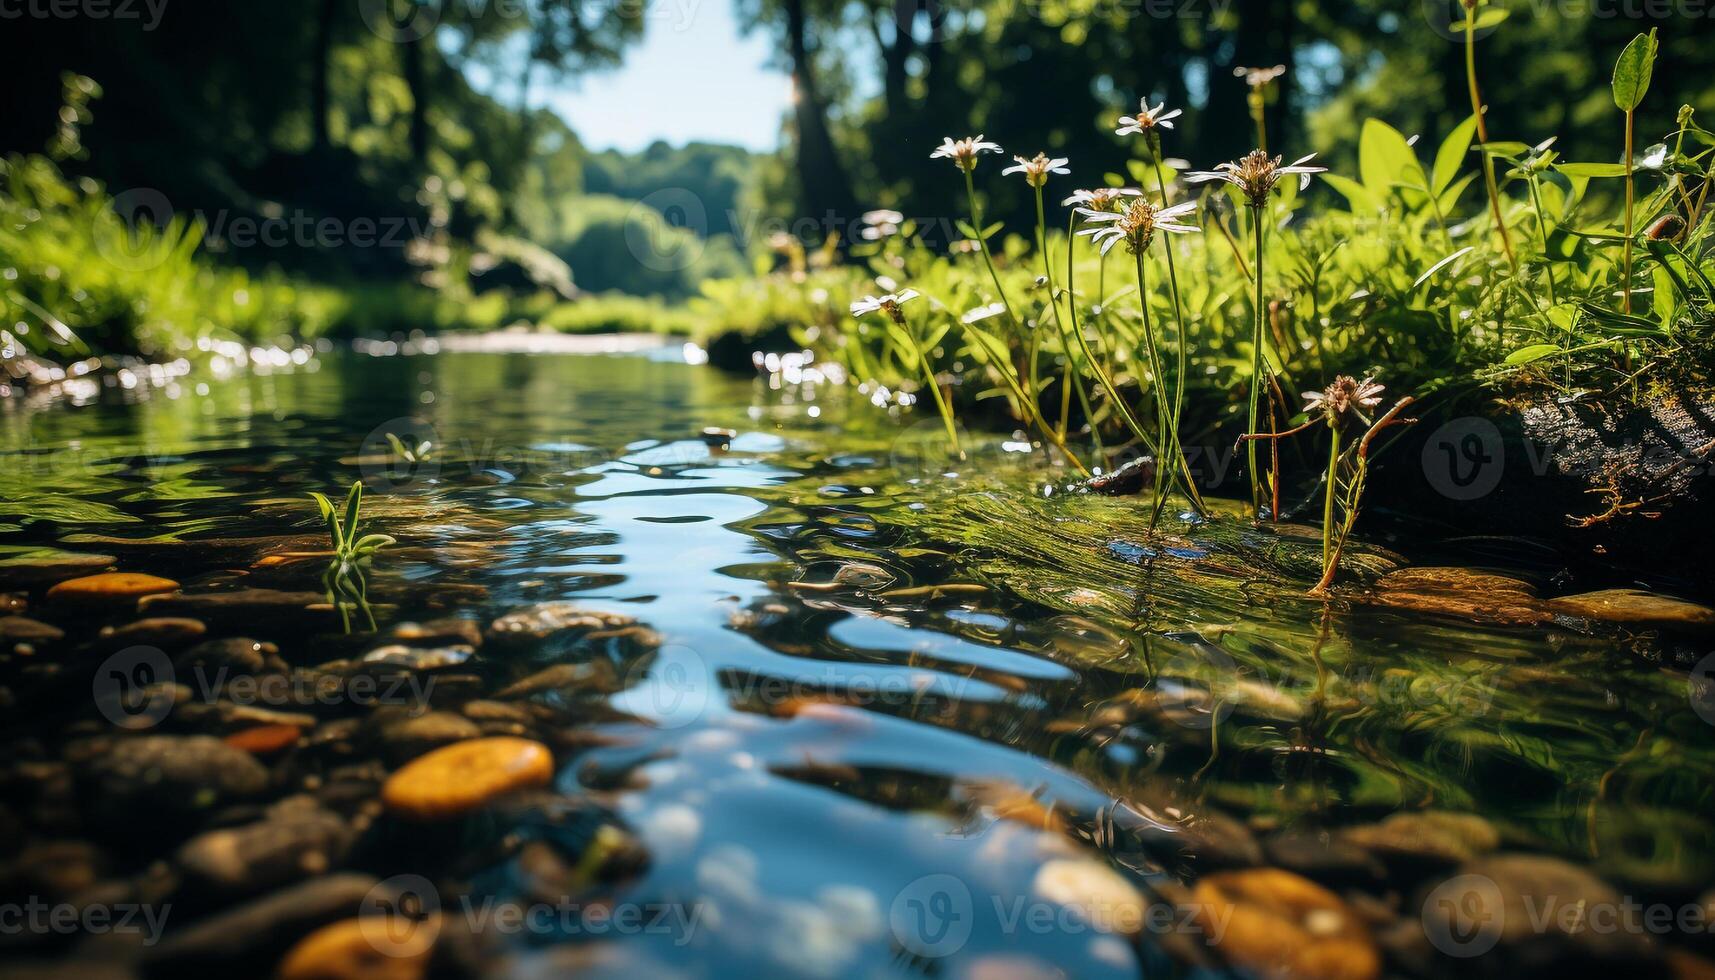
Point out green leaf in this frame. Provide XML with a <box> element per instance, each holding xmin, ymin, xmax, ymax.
<box><xmin>308</xmin><ymin>492</ymin><xmax>342</xmax><ymax>549</ymax></box>
<box><xmin>1359</xmin><ymin>118</ymin><xmax>1421</xmax><ymax>197</ymax></box>
<box><xmin>1556</xmin><ymin>162</ymin><xmax>1629</xmax><ymax>178</ymax></box>
<box><xmin>1472</xmin><ymin>141</ymin><xmax>1531</xmax><ymax>157</ymax></box>
<box><xmin>1435</xmin><ymin>172</ymin><xmax>1477</xmax><ymax>214</ymax></box>
<box><xmin>1321</xmin><ymin>172</ymin><xmax>1380</xmax><ymax>212</ymax></box>
<box><xmin>922</xmin><ymin>321</ymin><xmax>951</xmax><ymax>352</ymax></box>
<box><xmin>350</xmin><ymin>533</ymin><xmax>396</xmax><ymax>556</ymax></box>
<box><xmin>1413</xmin><ymin>246</ymin><xmax>1477</xmax><ymax>289</ymax></box>
<box><xmin>342</xmin><ymin>482</ymin><xmax>363</xmax><ymax>544</ymax></box>
<box><xmin>1471</xmin><ymin>7</ymin><xmax>1509</xmax><ymax>29</ymax></box>
<box><xmin>1578</xmin><ymin>301</ymin><xmax>1666</xmax><ymax>334</ymax></box>
<box><xmin>1612</xmin><ymin>29</ymin><xmax>1658</xmax><ymax>112</ymax></box>
<box><xmin>1432</xmin><ymin>115</ymin><xmax>1478</xmax><ymax>196</ymax></box>
<box><xmin>1504</xmin><ymin>344</ymin><xmax>1562</xmax><ymax>365</ymax></box>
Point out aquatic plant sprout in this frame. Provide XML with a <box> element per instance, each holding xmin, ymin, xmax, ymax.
<box><xmin>309</xmin><ymin>481</ymin><xmax>395</xmax><ymax>633</ymax></box>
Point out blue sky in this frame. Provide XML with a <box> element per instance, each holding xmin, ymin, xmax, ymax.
<box><xmin>465</xmin><ymin>0</ymin><xmax>793</xmax><ymax>153</ymax></box>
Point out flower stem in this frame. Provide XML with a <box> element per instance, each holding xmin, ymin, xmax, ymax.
<box><xmin>1150</xmin><ymin>146</ymin><xmax>1206</xmax><ymax>517</ymax></box>
<box><xmin>1465</xmin><ymin>5</ymin><xmax>1516</xmax><ymax>267</ymax></box>
<box><xmin>1134</xmin><ymin>248</ymin><xmax>1174</xmax><ymax>524</ymax></box>
<box><xmin>1246</xmin><ymin>209</ymin><xmax>1268</xmax><ymax>518</ymax></box>
<box><xmin>1321</xmin><ymin>421</ymin><xmax>1340</xmax><ymax>573</ymax></box>
<box><xmin>1623</xmin><ymin>107</ymin><xmax>1636</xmax><ymax>314</ymax></box>
<box><xmin>905</xmin><ymin>319</ymin><xmax>961</xmax><ymax>457</ymax></box>
<box><xmin>1065</xmin><ymin>212</ymin><xmax>1105</xmax><ymax>460</ymax></box>
<box><xmin>959</xmin><ymin>169</ymin><xmax>1088</xmax><ymax>475</ymax></box>
<box><xmin>1036</xmin><ymin>186</ymin><xmax>1073</xmax><ymax>438</ymax></box>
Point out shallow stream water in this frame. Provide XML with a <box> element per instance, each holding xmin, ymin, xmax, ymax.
<box><xmin>1</xmin><ymin>346</ymin><xmax>1711</xmax><ymax>978</ymax></box>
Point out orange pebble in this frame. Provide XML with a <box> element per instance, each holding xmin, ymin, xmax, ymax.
<box><xmin>47</xmin><ymin>572</ymin><xmax>180</xmax><ymax>604</ymax></box>
<box><xmin>224</xmin><ymin>724</ymin><xmax>302</xmax><ymax>755</ymax></box>
<box><xmin>381</xmin><ymin>736</ymin><xmax>553</xmax><ymax>820</ymax></box>
<box><xmin>277</xmin><ymin>915</ymin><xmax>438</xmax><ymax>980</ymax></box>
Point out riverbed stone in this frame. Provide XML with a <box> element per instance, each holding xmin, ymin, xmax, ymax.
<box><xmin>224</xmin><ymin>724</ymin><xmax>303</xmax><ymax>756</ymax></box>
<box><xmin>1340</xmin><ymin>811</ymin><xmax>1500</xmax><ymax>873</ymax></box>
<box><xmin>381</xmin><ymin>736</ymin><xmax>554</xmax><ymax>820</ymax></box>
<box><xmin>138</xmin><ymin>589</ymin><xmax>334</xmax><ymax>630</ymax></box>
<box><xmin>493</xmin><ymin>661</ymin><xmax>620</xmax><ymax>699</ymax></box>
<box><xmin>387</xmin><ymin>617</ymin><xmax>483</xmax><ymax>648</ymax></box>
<box><xmin>1417</xmin><ymin>853</ymin><xmax>1661</xmax><ymax>974</ymax></box>
<box><xmin>1031</xmin><ymin>858</ymin><xmax>1148</xmax><ymax>936</ymax></box>
<box><xmin>277</xmin><ymin>915</ymin><xmax>438</xmax><ymax>980</ymax></box>
<box><xmin>77</xmin><ymin>734</ymin><xmax>270</xmax><ymax>833</ymax></box>
<box><xmin>1544</xmin><ymin>589</ymin><xmax>1715</xmax><ymax>632</ymax></box>
<box><xmin>1191</xmin><ymin>867</ymin><xmax>1380</xmax><ymax>980</ymax></box>
<box><xmin>176</xmin><ymin>797</ymin><xmax>353</xmax><ymax>897</ymax></box>
<box><xmin>143</xmin><ymin>872</ymin><xmax>382</xmax><ymax>970</ymax></box>
<box><xmin>1265</xmin><ymin>829</ymin><xmax>1386</xmax><ymax>885</ymax></box>
<box><xmin>175</xmin><ymin>637</ymin><xmax>279</xmax><ymax>677</ymax></box>
<box><xmin>1359</xmin><ymin>567</ymin><xmax>1550</xmax><ymax>626</ymax></box>
<box><xmin>0</xmin><ymin>615</ymin><xmax>65</xmax><ymax>647</ymax></box>
<box><xmin>96</xmin><ymin>617</ymin><xmax>207</xmax><ymax>650</ymax></box>
<box><xmin>373</xmin><ymin>710</ymin><xmax>481</xmax><ymax>764</ymax></box>
<box><xmin>485</xmin><ymin>601</ymin><xmax>657</xmax><ymax>649</ymax></box>
<box><xmin>361</xmin><ymin>643</ymin><xmax>474</xmax><ymax>672</ymax></box>
<box><xmin>0</xmin><ymin>551</ymin><xmax>116</xmax><ymax>587</ymax></box>
<box><xmin>46</xmin><ymin>572</ymin><xmax>180</xmax><ymax>607</ymax></box>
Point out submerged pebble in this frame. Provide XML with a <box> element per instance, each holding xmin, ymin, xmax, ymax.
<box><xmin>46</xmin><ymin>571</ymin><xmax>180</xmax><ymax>606</ymax></box>
<box><xmin>381</xmin><ymin>736</ymin><xmax>554</xmax><ymax>820</ymax></box>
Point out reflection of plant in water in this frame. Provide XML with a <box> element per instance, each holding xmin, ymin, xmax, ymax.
<box><xmin>309</xmin><ymin>481</ymin><xmax>395</xmax><ymax>633</ymax></box>
<box><xmin>1239</xmin><ymin>376</ymin><xmax>1416</xmax><ymax>594</ymax></box>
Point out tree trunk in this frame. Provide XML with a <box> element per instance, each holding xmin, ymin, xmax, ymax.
<box><xmin>311</xmin><ymin>0</ymin><xmax>338</xmax><ymax>151</ymax></box>
<box><xmin>403</xmin><ymin>33</ymin><xmax>430</xmax><ymax>166</ymax></box>
<box><xmin>784</xmin><ymin>0</ymin><xmax>860</xmax><ymax>236</ymax></box>
<box><xmin>882</xmin><ymin>0</ymin><xmax>917</xmax><ymax>116</ymax></box>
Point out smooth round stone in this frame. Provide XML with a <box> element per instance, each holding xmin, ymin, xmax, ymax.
<box><xmin>277</xmin><ymin>916</ymin><xmax>437</xmax><ymax>980</ymax></box>
<box><xmin>1191</xmin><ymin>867</ymin><xmax>1380</xmax><ymax>980</ymax></box>
<box><xmin>224</xmin><ymin>724</ymin><xmax>303</xmax><ymax>756</ymax></box>
<box><xmin>0</xmin><ymin>616</ymin><xmax>65</xmax><ymax>646</ymax></box>
<box><xmin>1544</xmin><ymin>589</ymin><xmax>1715</xmax><ymax>632</ymax></box>
<box><xmin>381</xmin><ymin>736</ymin><xmax>553</xmax><ymax>820</ymax></box>
<box><xmin>99</xmin><ymin>617</ymin><xmax>208</xmax><ymax>649</ymax></box>
<box><xmin>1031</xmin><ymin>858</ymin><xmax>1148</xmax><ymax>936</ymax></box>
<box><xmin>47</xmin><ymin>572</ymin><xmax>180</xmax><ymax>605</ymax></box>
